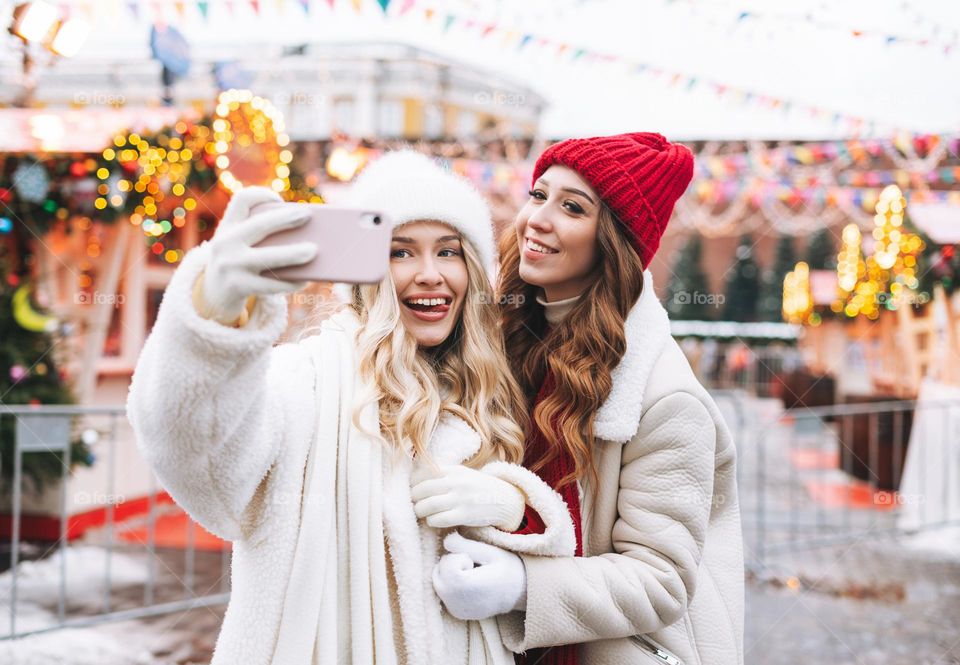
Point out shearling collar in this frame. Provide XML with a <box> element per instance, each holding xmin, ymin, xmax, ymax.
<box><xmin>593</xmin><ymin>270</ymin><xmax>672</xmax><ymax>443</ymax></box>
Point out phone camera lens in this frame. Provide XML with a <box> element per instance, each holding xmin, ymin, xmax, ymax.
<box><xmin>373</xmin><ymin>216</ymin><xmax>381</xmax><ymax>226</ymax></box>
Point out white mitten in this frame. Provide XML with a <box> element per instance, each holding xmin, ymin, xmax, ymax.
<box><xmin>196</xmin><ymin>186</ymin><xmax>318</xmax><ymax>325</ymax></box>
<box><xmin>432</xmin><ymin>532</ymin><xmax>527</xmax><ymax>621</ymax></box>
<box><xmin>411</xmin><ymin>464</ymin><xmax>525</xmax><ymax>530</ymax></box>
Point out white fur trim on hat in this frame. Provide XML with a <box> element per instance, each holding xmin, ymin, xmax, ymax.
<box><xmin>345</xmin><ymin>150</ymin><xmax>496</xmax><ymax>274</ymax></box>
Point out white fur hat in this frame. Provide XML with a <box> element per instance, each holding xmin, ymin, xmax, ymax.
<box><xmin>345</xmin><ymin>150</ymin><xmax>496</xmax><ymax>274</ymax></box>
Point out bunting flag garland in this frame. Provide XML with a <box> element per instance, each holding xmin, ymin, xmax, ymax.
<box><xmin>56</xmin><ymin>0</ymin><xmax>960</xmax><ymax>58</ymax></box>
<box><xmin>414</xmin><ymin>6</ymin><xmax>947</xmax><ymax>134</ymax></box>
<box><xmin>696</xmin><ymin>135</ymin><xmax>959</xmax><ymax>181</ymax></box>
<box><xmin>688</xmin><ymin>178</ymin><xmax>960</xmax><ymax>214</ymax></box>
<box><xmin>710</xmin><ymin>3</ymin><xmax>958</xmax><ymax>55</ymax></box>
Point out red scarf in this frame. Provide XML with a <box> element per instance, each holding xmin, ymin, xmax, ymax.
<box><xmin>514</xmin><ymin>367</ymin><xmax>583</xmax><ymax>665</ymax></box>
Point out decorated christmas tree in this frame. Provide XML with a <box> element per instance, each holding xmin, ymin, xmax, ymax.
<box><xmin>916</xmin><ymin>226</ymin><xmax>959</xmax><ymax>297</ymax></box>
<box><xmin>722</xmin><ymin>233</ymin><xmax>760</xmax><ymax>322</ymax></box>
<box><xmin>758</xmin><ymin>235</ymin><xmax>796</xmax><ymax>322</ymax></box>
<box><xmin>804</xmin><ymin>227</ymin><xmax>837</xmax><ymax>271</ymax></box>
<box><xmin>666</xmin><ymin>235</ymin><xmax>714</xmax><ymax>320</ymax></box>
<box><xmin>0</xmin><ymin>245</ymin><xmax>93</xmax><ymax>492</ymax></box>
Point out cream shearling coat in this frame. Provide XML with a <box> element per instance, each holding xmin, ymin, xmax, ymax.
<box><xmin>126</xmin><ymin>242</ymin><xmax>575</xmax><ymax>665</ymax></box>
<box><xmin>497</xmin><ymin>271</ymin><xmax>745</xmax><ymax>665</ymax></box>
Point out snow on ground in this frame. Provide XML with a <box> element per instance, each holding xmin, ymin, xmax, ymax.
<box><xmin>0</xmin><ymin>544</ymin><xmax>148</xmax><ymax>609</ymax></box>
<box><xmin>0</xmin><ymin>627</ymin><xmax>154</xmax><ymax>665</ymax></box>
<box><xmin>0</xmin><ymin>545</ymin><xmax>160</xmax><ymax>663</ymax></box>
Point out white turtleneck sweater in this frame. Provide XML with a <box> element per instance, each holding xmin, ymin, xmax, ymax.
<box><xmin>535</xmin><ymin>292</ymin><xmax>581</xmax><ymax>325</ymax></box>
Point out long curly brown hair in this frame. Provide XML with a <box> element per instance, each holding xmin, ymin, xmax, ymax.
<box><xmin>497</xmin><ymin>204</ymin><xmax>645</xmax><ymax>488</ymax></box>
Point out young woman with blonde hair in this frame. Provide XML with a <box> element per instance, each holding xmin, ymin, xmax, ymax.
<box><xmin>424</xmin><ymin>133</ymin><xmax>744</xmax><ymax>665</ymax></box>
<box><xmin>127</xmin><ymin>151</ymin><xmax>574</xmax><ymax>665</ymax></box>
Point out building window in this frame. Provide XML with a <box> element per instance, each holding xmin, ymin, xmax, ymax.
<box><xmin>333</xmin><ymin>98</ymin><xmax>355</xmax><ymax>135</ymax></box>
<box><xmin>146</xmin><ymin>287</ymin><xmax>164</xmax><ymax>334</ymax></box>
<box><xmin>102</xmin><ymin>279</ymin><xmax>125</xmax><ymax>358</ymax></box>
<box><xmin>377</xmin><ymin>99</ymin><xmax>404</xmax><ymax>137</ymax></box>
<box><xmin>456</xmin><ymin>110</ymin><xmax>477</xmax><ymax>137</ymax></box>
<box><xmin>424</xmin><ymin>103</ymin><xmax>443</xmax><ymax>139</ymax></box>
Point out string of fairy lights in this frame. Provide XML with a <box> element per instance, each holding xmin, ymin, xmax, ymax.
<box><xmin>783</xmin><ymin>184</ymin><xmax>929</xmax><ymax>324</ymax></box>
<box><xmin>85</xmin><ymin>89</ymin><xmax>297</xmax><ymax>264</ymax></box>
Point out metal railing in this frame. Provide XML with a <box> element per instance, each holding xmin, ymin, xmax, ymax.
<box><xmin>679</xmin><ymin>340</ymin><xmax>805</xmax><ymax>397</ymax></box>
<box><xmin>711</xmin><ymin>391</ymin><xmax>960</xmax><ymax>573</ymax></box>
<box><xmin>3</xmin><ymin>390</ymin><xmax>959</xmax><ymax>641</ymax></box>
<box><xmin>0</xmin><ymin>404</ymin><xmax>231</xmax><ymax>641</ymax></box>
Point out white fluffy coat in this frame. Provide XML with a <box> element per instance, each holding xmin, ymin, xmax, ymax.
<box><xmin>126</xmin><ymin>242</ymin><xmax>575</xmax><ymax>665</ymax></box>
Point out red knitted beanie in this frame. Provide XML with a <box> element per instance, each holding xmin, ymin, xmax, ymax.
<box><xmin>532</xmin><ymin>132</ymin><xmax>694</xmax><ymax>268</ymax></box>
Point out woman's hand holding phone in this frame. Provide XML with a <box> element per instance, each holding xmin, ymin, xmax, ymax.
<box><xmin>194</xmin><ymin>187</ymin><xmax>318</xmax><ymax>326</ymax></box>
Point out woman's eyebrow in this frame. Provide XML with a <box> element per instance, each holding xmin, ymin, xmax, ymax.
<box><xmin>392</xmin><ymin>235</ymin><xmax>461</xmax><ymax>243</ymax></box>
<box><xmin>535</xmin><ymin>178</ymin><xmax>596</xmax><ymax>205</ymax></box>
<box><xmin>560</xmin><ymin>187</ymin><xmax>596</xmax><ymax>205</ymax></box>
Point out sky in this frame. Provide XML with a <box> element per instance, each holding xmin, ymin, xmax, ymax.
<box><xmin>2</xmin><ymin>0</ymin><xmax>960</xmax><ymax>140</ymax></box>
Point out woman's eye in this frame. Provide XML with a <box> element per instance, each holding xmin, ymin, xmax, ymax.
<box><xmin>390</xmin><ymin>248</ymin><xmax>410</xmax><ymax>258</ymax></box>
<box><xmin>528</xmin><ymin>189</ymin><xmax>547</xmax><ymax>201</ymax></box>
<box><xmin>438</xmin><ymin>248</ymin><xmax>460</xmax><ymax>257</ymax></box>
<box><xmin>563</xmin><ymin>201</ymin><xmax>584</xmax><ymax>214</ymax></box>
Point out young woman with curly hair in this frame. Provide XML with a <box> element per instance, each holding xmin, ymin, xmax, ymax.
<box><xmin>425</xmin><ymin>133</ymin><xmax>744</xmax><ymax>665</ymax></box>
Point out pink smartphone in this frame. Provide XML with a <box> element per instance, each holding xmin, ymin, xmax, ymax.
<box><xmin>250</xmin><ymin>202</ymin><xmax>394</xmax><ymax>283</ymax></box>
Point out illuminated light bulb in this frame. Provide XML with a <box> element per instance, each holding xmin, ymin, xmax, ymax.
<box><xmin>49</xmin><ymin>17</ymin><xmax>90</xmax><ymax>57</ymax></box>
<box><xmin>11</xmin><ymin>1</ymin><xmax>58</xmax><ymax>43</ymax></box>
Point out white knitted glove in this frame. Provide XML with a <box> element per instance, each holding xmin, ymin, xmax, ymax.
<box><xmin>411</xmin><ymin>464</ymin><xmax>525</xmax><ymax>530</ymax></box>
<box><xmin>433</xmin><ymin>532</ymin><xmax>527</xmax><ymax>620</ymax></box>
<box><xmin>196</xmin><ymin>187</ymin><xmax>317</xmax><ymax>326</ymax></box>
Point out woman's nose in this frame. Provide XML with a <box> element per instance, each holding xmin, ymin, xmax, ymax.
<box><xmin>415</xmin><ymin>257</ymin><xmax>443</xmax><ymax>285</ymax></box>
<box><xmin>526</xmin><ymin>205</ymin><xmax>554</xmax><ymax>233</ymax></box>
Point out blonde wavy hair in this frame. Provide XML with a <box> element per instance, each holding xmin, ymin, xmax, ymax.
<box><xmin>318</xmin><ymin>225</ymin><xmax>527</xmax><ymax>467</ymax></box>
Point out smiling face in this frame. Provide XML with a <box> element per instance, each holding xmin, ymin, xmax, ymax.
<box><xmin>390</xmin><ymin>220</ymin><xmax>469</xmax><ymax>348</ymax></box>
<box><xmin>514</xmin><ymin>165</ymin><xmax>601</xmax><ymax>301</ymax></box>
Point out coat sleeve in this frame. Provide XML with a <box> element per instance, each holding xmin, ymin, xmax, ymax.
<box><xmin>126</xmin><ymin>241</ymin><xmax>318</xmax><ymax>542</ymax></box>
<box><xmin>497</xmin><ymin>391</ymin><xmax>717</xmax><ymax>651</ymax></box>
<box><xmin>462</xmin><ymin>461</ymin><xmax>577</xmax><ymax>557</ymax></box>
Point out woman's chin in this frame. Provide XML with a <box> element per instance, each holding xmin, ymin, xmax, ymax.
<box><xmin>402</xmin><ymin>319</ymin><xmax>453</xmax><ymax>348</ymax></box>
<box><xmin>518</xmin><ymin>262</ymin><xmax>549</xmax><ymax>288</ymax></box>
